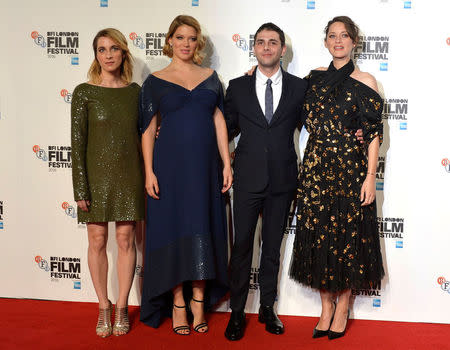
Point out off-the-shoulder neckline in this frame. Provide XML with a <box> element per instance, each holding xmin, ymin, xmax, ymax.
<box><xmin>348</xmin><ymin>76</ymin><xmax>381</xmax><ymax>97</ymax></box>
<box><xmin>309</xmin><ymin>70</ymin><xmax>381</xmax><ymax>98</ymax></box>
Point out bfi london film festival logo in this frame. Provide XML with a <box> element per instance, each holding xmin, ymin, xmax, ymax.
<box><xmin>383</xmin><ymin>98</ymin><xmax>408</xmax><ymax>130</ymax></box>
<box><xmin>437</xmin><ymin>277</ymin><xmax>450</xmax><ymax>295</ymax></box>
<box><xmin>378</xmin><ymin>217</ymin><xmax>405</xmax><ymax>248</ymax></box>
<box><xmin>376</xmin><ymin>156</ymin><xmax>385</xmax><ymax>191</ymax></box>
<box><xmin>33</xmin><ymin>145</ymin><xmax>72</xmax><ymax>172</ymax></box>
<box><xmin>31</xmin><ymin>31</ymin><xmax>79</xmax><ymax>65</ymax></box>
<box><xmin>232</xmin><ymin>34</ymin><xmax>256</xmax><ymax>62</ymax></box>
<box><xmin>61</xmin><ymin>202</ymin><xmax>77</xmax><ymax>219</ymax></box>
<box><xmin>441</xmin><ymin>158</ymin><xmax>450</xmax><ymax>173</ymax></box>
<box><xmin>284</xmin><ymin>210</ymin><xmax>297</xmax><ymax>234</ymax></box>
<box><xmin>0</xmin><ymin>200</ymin><xmax>4</xmax><ymax>230</ymax></box>
<box><xmin>35</xmin><ymin>255</ymin><xmax>81</xmax><ymax>289</ymax></box>
<box><xmin>60</xmin><ymin>89</ymin><xmax>72</xmax><ymax>104</ymax></box>
<box><xmin>129</xmin><ymin>32</ymin><xmax>165</xmax><ymax>60</ymax></box>
<box><xmin>352</xmin><ymin>288</ymin><xmax>382</xmax><ymax>308</ymax></box>
<box><xmin>353</xmin><ymin>35</ymin><xmax>389</xmax><ymax>71</ymax></box>
<box><xmin>249</xmin><ymin>267</ymin><xmax>260</xmax><ymax>291</ymax></box>
<box><xmin>284</xmin><ymin>225</ymin><xmax>296</xmax><ymax>235</ymax></box>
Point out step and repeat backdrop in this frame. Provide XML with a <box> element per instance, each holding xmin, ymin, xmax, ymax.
<box><xmin>0</xmin><ymin>0</ymin><xmax>449</xmax><ymax>324</ymax></box>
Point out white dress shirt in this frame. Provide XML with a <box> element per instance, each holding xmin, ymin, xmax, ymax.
<box><xmin>255</xmin><ymin>66</ymin><xmax>283</xmax><ymax>118</ymax></box>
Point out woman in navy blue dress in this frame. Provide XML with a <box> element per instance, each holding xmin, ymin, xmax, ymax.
<box><xmin>139</xmin><ymin>15</ymin><xmax>232</xmax><ymax>335</ymax></box>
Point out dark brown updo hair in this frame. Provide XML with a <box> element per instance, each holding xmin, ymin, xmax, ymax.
<box><xmin>324</xmin><ymin>16</ymin><xmax>359</xmax><ymax>44</ymax></box>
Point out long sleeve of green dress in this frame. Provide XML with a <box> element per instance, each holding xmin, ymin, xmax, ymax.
<box><xmin>71</xmin><ymin>85</ymin><xmax>90</xmax><ymax>201</ymax></box>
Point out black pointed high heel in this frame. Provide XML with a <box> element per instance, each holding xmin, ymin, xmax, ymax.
<box><xmin>328</xmin><ymin>308</ymin><xmax>350</xmax><ymax>340</ymax></box>
<box><xmin>313</xmin><ymin>301</ymin><xmax>336</xmax><ymax>338</ymax></box>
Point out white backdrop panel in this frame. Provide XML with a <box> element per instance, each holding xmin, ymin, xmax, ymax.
<box><xmin>0</xmin><ymin>0</ymin><xmax>449</xmax><ymax>324</ymax></box>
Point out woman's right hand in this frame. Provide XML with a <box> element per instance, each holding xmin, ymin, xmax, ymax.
<box><xmin>245</xmin><ymin>65</ymin><xmax>257</xmax><ymax>76</ymax></box>
<box><xmin>146</xmin><ymin>172</ymin><xmax>160</xmax><ymax>199</ymax></box>
<box><xmin>76</xmin><ymin>200</ymin><xmax>90</xmax><ymax>212</ymax></box>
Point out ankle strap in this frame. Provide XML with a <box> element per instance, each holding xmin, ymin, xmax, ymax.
<box><xmin>173</xmin><ymin>304</ymin><xmax>187</xmax><ymax>308</ymax></box>
<box><xmin>192</xmin><ymin>298</ymin><xmax>205</xmax><ymax>303</ymax></box>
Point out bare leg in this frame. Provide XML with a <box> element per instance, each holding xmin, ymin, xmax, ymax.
<box><xmin>113</xmin><ymin>221</ymin><xmax>136</xmax><ymax>335</ymax></box>
<box><xmin>87</xmin><ymin>223</ymin><xmax>110</xmax><ymax>337</ymax></box>
<box><xmin>191</xmin><ymin>280</ymin><xmax>208</xmax><ymax>333</ymax></box>
<box><xmin>173</xmin><ymin>284</ymin><xmax>189</xmax><ymax>335</ymax></box>
<box><xmin>330</xmin><ymin>289</ymin><xmax>351</xmax><ymax>333</ymax></box>
<box><xmin>115</xmin><ymin>221</ymin><xmax>136</xmax><ymax>308</ymax></box>
<box><xmin>316</xmin><ymin>289</ymin><xmax>335</xmax><ymax>331</ymax></box>
<box><xmin>87</xmin><ymin>223</ymin><xmax>109</xmax><ymax>307</ymax></box>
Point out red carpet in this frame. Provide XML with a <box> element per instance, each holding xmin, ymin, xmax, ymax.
<box><xmin>1</xmin><ymin>298</ymin><xmax>448</xmax><ymax>350</ymax></box>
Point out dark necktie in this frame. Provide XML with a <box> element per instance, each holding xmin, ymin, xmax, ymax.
<box><xmin>265</xmin><ymin>78</ymin><xmax>273</xmax><ymax>124</ymax></box>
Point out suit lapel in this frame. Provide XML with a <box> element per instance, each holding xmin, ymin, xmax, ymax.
<box><xmin>270</xmin><ymin>69</ymin><xmax>289</xmax><ymax>126</ymax></box>
<box><xmin>247</xmin><ymin>73</ymin><xmax>268</xmax><ymax>127</ymax></box>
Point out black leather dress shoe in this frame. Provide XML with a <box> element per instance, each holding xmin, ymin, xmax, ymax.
<box><xmin>258</xmin><ymin>305</ymin><xmax>284</xmax><ymax>335</ymax></box>
<box><xmin>225</xmin><ymin>310</ymin><xmax>246</xmax><ymax>341</ymax></box>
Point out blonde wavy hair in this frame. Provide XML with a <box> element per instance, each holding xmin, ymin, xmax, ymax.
<box><xmin>163</xmin><ymin>15</ymin><xmax>206</xmax><ymax>64</ymax></box>
<box><xmin>87</xmin><ymin>28</ymin><xmax>133</xmax><ymax>84</ymax></box>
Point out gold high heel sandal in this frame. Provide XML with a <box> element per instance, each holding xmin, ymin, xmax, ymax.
<box><xmin>113</xmin><ymin>304</ymin><xmax>130</xmax><ymax>336</ymax></box>
<box><xmin>96</xmin><ymin>300</ymin><xmax>112</xmax><ymax>338</ymax></box>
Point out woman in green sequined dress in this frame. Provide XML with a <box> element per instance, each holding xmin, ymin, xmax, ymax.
<box><xmin>289</xmin><ymin>17</ymin><xmax>384</xmax><ymax>339</ymax></box>
<box><xmin>71</xmin><ymin>28</ymin><xmax>144</xmax><ymax>337</ymax></box>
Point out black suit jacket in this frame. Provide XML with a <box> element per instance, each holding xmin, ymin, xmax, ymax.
<box><xmin>224</xmin><ymin>70</ymin><xmax>308</xmax><ymax>193</ymax></box>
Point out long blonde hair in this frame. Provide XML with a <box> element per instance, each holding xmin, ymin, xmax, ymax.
<box><xmin>162</xmin><ymin>15</ymin><xmax>206</xmax><ymax>65</ymax></box>
<box><xmin>87</xmin><ymin>28</ymin><xmax>133</xmax><ymax>84</ymax></box>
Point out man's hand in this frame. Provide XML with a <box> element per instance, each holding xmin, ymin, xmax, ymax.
<box><xmin>355</xmin><ymin>129</ymin><xmax>364</xmax><ymax>143</ymax></box>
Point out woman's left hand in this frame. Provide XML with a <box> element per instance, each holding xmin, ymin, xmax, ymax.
<box><xmin>360</xmin><ymin>175</ymin><xmax>376</xmax><ymax>206</ymax></box>
<box><xmin>222</xmin><ymin>166</ymin><xmax>233</xmax><ymax>193</ymax></box>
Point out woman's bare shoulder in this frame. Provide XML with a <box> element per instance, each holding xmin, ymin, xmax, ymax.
<box><xmin>352</xmin><ymin>70</ymin><xmax>378</xmax><ymax>92</ymax></box>
<box><xmin>152</xmin><ymin>67</ymin><xmax>173</xmax><ymax>79</ymax></box>
<box><xmin>196</xmin><ymin>66</ymin><xmax>214</xmax><ymax>78</ymax></box>
<box><xmin>200</xmin><ymin>67</ymin><xmax>214</xmax><ymax>74</ymax></box>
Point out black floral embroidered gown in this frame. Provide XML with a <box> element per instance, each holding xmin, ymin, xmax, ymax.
<box><xmin>289</xmin><ymin>61</ymin><xmax>385</xmax><ymax>291</ymax></box>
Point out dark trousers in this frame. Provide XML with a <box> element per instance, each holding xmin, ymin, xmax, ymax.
<box><xmin>229</xmin><ymin>187</ymin><xmax>294</xmax><ymax>311</ymax></box>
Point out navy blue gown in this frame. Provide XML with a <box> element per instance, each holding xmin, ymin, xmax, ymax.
<box><xmin>138</xmin><ymin>71</ymin><xmax>229</xmax><ymax>328</ymax></box>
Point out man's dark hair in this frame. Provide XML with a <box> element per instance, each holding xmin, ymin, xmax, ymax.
<box><xmin>254</xmin><ymin>22</ymin><xmax>285</xmax><ymax>47</ymax></box>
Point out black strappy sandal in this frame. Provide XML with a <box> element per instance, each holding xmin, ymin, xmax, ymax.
<box><xmin>172</xmin><ymin>304</ymin><xmax>190</xmax><ymax>335</ymax></box>
<box><xmin>190</xmin><ymin>298</ymin><xmax>209</xmax><ymax>333</ymax></box>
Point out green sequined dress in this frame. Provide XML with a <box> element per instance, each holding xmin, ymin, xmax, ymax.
<box><xmin>71</xmin><ymin>83</ymin><xmax>144</xmax><ymax>223</ymax></box>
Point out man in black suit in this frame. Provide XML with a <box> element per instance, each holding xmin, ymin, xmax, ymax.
<box><xmin>224</xmin><ymin>23</ymin><xmax>308</xmax><ymax>341</ymax></box>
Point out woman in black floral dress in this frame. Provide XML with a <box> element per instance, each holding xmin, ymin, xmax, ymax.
<box><xmin>289</xmin><ymin>16</ymin><xmax>384</xmax><ymax>339</ymax></box>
